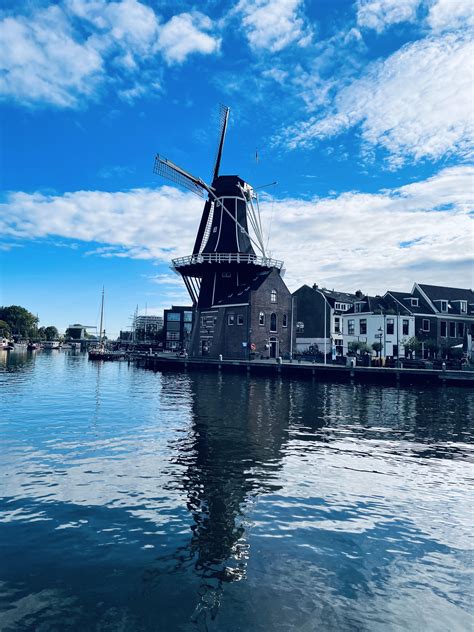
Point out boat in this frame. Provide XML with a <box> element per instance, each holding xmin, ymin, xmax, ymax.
<box><xmin>89</xmin><ymin>288</ymin><xmax>107</xmax><ymax>360</ymax></box>
<box><xmin>27</xmin><ymin>342</ymin><xmax>39</xmax><ymax>351</ymax></box>
<box><xmin>43</xmin><ymin>340</ymin><xmax>61</xmax><ymax>350</ymax></box>
<box><xmin>1</xmin><ymin>338</ymin><xmax>14</xmax><ymax>351</ymax></box>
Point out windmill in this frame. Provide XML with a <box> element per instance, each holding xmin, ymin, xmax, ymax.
<box><xmin>154</xmin><ymin>105</ymin><xmax>283</xmax><ymax>309</ymax></box>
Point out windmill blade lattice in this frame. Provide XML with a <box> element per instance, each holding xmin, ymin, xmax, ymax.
<box><xmin>154</xmin><ymin>155</ymin><xmax>206</xmax><ymax>198</ymax></box>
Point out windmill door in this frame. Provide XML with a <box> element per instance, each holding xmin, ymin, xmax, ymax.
<box><xmin>269</xmin><ymin>337</ymin><xmax>278</xmax><ymax>359</ymax></box>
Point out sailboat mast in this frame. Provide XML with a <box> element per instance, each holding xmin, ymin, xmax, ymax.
<box><xmin>99</xmin><ymin>287</ymin><xmax>104</xmax><ymax>345</ymax></box>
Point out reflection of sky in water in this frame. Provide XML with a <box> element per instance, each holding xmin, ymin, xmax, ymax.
<box><xmin>0</xmin><ymin>350</ymin><xmax>473</xmax><ymax>631</ymax></box>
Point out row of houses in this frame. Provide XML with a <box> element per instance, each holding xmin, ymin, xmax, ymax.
<box><xmin>144</xmin><ymin>282</ymin><xmax>473</xmax><ymax>361</ymax></box>
<box><xmin>294</xmin><ymin>283</ymin><xmax>474</xmax><ymax>360</ymax></box>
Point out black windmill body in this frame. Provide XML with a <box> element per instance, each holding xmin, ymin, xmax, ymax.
<box><xmin>154</xmin><ymin>105</ymin><xmax>283</xmax><ymax>310</ymax></box>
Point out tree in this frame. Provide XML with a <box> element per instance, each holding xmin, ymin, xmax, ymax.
<box><xmin>0</xmin><ymin>306</ymin><xmax>38</xmax><ymax>338</ymax></box>
<box><xmin>372</xmin><ymin>341</ymin><xmax>382</xmax><ymax>357</ymax></box>
<box><xmin>43</xmin><ymin>326</ymin><xmax>59</xmax><ymax>341</ymax></box>
<box><xmin>348</xmin><ymin>341</ymin><xmax>372</xmax><ymax>355</ymax></box>
<box><xmin>0</xmin><ymin>320</ymin><xmax>11</xmax><ymax>337</ymax></box>
<box><xmin>402</xmin><ymin>336</ymin><xmax>421</xmax><ymax>358</ymax></box>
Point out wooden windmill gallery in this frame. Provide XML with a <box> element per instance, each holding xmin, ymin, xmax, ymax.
<box><xmin>154</xmin><ymin>105</ymin><xmax>294</xmax><ymax>360</ymax></box>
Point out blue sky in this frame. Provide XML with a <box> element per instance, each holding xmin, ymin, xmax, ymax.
<box><xmin>1</xmin><ymin>0</ymin><xmax>473</xmax><ymax>336</ymax></box>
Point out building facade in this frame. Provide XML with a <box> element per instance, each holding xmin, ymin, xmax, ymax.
<box><xmin>292</xmin><ymin>284</ymin><xmax>359</xmax><ymax>356</ymax></box>
<box><xmin>343</xmin><ymin>295</ymin><xmax>415</xmax><ymax>358</ymax></box>
<box><xmin>189</xmin><ymin>268</ymin><xmax>294</xmax><ymax>359</ymax></box>
<box><xmin>163</xmin><ymin>306</ymin><xmax>193</xmax><ymax>351</ymax></box>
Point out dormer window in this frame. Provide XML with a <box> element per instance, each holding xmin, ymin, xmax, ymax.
<box><xmin>355</xmin><ymin>302</ymin><xmax>364</xmax><ymax>313</ymax></box>
<box><xmin>460</xmin><ymin>301</ymin><xmax>467</xmax><ymax>313</ymax></box>
<box><xmin>335</xmin><ymin>302</ymin><xmax>349</xmax><ymax>311</ymax></box>
<box><xmin>438</xmin><ymin>300</ymin><xmax>448</xmax><ymax>312</ymax></box>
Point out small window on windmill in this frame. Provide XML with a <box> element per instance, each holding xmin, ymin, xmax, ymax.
<box><xmin>222</xmin><ymin>272</ymin><xmax>231</xmax><ymax>278</ymax></box>
<box><xmin>213</xmin><ymin>226</ymin><xmax>217</xmax><ymax>233</ymax></box>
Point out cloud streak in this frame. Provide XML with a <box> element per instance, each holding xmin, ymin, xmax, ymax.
<box><xmin>2</xmin><ymin>166</ymin><xmax>472</xmax><ymax>295</ymax></box>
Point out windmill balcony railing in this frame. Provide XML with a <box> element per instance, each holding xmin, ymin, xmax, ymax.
<box><xmin>172</xmin><ymin>252</ymin><xmax>284</xmax><ymax>269</ymax></box>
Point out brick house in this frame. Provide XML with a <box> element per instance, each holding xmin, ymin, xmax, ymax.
<box><xmin>188</xmin><ymin>268</ymin><xmax>294</xmax><ymax>359</ymax></box>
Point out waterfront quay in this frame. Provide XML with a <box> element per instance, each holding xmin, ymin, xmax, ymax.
<box><xmin>133</xmin><ymin>353</ymin><xmax>474</xmax><ymax>387</ymax></box>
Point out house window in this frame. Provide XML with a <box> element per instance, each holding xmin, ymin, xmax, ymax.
<box><xmin>271</xmin><ymin>289</ymin><xmax>277</xmax><ymax>303</ymax></box>
<box><xmin>237</xmin><ymin>314</ymin><xmax>244</xmax><ymax>325</ymax></box>
<box><xmin>335</xmin><ymin>302</ymin><xmax>349</xmax><ymax>311</ymax></box>
<box><xmin>167</xmin><ymin>312</ymin><xmax>180</xmax><ymax>321</ymax></box>
<box><xmin>439</xmin><ymin>300</ymin><xmax>448</xmax><ymax>312</ymax></box>
<box><xmin>296</xmin><ymin>321</ymin><xmax>304</xmax><ymax>333</ymax></box>
<box><xmin>360</xmin><ymin>319</ymin><xmax>367</xmax><ymax>335</ymax></box>
<box><xmin>228</xmin><ymin>314</ymin><xmax>235</xmax><ymax>326</ymax></box>
<box><xmin>334</xmin><ymin>317</ymin><xmax>340</xmax><ymax>333</ymax></box>
<box><xmin>270</xmin><ymin>313</ymin><xmax>277</xmax><ymax>332</ymax></box>
<box><xmin>348</xmin><ymin>319</ymin><xmax>355</xmax><ymax>335</ymax></box>
<box><xmin>411</xmin><ymin>298</ymin><xmax>419</xmax><ymax>307</ymax></box>
<box><xmin>460</xmin><ymin>301</ymin><xmax>467</xmax><ymax>313</ymax></box>
<box><xmin>458</xmin><ymin>322</ymin><xmax>465</xmax><ymax>337</ymax></box>
<box><xmin>259</xmin><ymin>312</ymin><xmax>265</xmax><ymax>326</ymax></box>
<box><xmin>282</xmin><ymin>314</ymin><xmax>288</xmax><ymax>327</ymax></box>
<box><xmin>449</xmin><ymin>321</ymin><xmax>456</xmax><ymax>338</ymax></box>
<box><xmin>422</xmin><ymin>319</ymin><xmax>430</xmax><ymax>331</ymax></box>
<box><xmin>387</xmin><ymin>318</ymin><xmax>394</xmax><ymax>335</ymax></box>
<box><xmin>184</xmin><ymin>311</ymin><xmax>193</xmax><ymax>323</ymax></box>
<box><xmin>166</xmin><ymin>331</ymin><xmax>179</xmax><ymax>341</ymax></box>
<box><xmin>440</xmin><ymin>321</ymin><xmax>447</xmax><ymax>337</ymax></box>
<box><xmin>402</xmin><ymin>319</ymin><xmax>409</xmax><ymax>336</ymax></box>
<box><xmin>355</xmin><ymin>303</ymin><xmax>363</xmax><ymax>313</ymax></box>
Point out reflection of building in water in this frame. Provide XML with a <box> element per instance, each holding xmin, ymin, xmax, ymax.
<box><xmin>158</xmin><ymin>372</ymin><xmax>290</xmax><ymax>623</ymax></box>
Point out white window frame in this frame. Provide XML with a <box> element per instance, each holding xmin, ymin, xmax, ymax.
<box><xmin>411</xmin><ymin>298</ymin><xmax>419</xmax><ymax>307</ymax></box>
<box><xmin>259</xmin><ymin>312</ymin><xmax>265</xmax><ymax>326</ymax></box>
<box><xmin>422</xmin><ymin>319</ymin><xmax>430</xmax><ymax>331</ymax></box>
<box><xmin>270</xmin><ymin>289</ymin><xmax>277</xmax><ymax>304</ymax></box>
<box><xmin>228</xmin><ymin>314</ymin><xmax>235</xmax><ymax>326</ymax></box>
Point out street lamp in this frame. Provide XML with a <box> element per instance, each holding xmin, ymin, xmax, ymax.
<box><xmin>376</xmin><ymin>327</ymin><xmax>383</xmax><ymax>366</ymax></box>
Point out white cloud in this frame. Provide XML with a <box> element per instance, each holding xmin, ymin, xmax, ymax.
<box><xmin>1</xmin><ymin>166</ymin><xmax>472</xmax><ymax>294</ymax></box>
<box><xmin>427</xmin><ymin>0</ymin><xmax>474</xmax><ymax>32</ymax></box>
<box><xmin>236</xmin><ymin>0</ymin><xmax>312</xmax><ymax>52</ymax></box>
<box><xmin>0</xmin><ymin>1</ymin><xmax>221</xmax><ymax>108</ymax></box>
<box><xmin>157</xmin><ymin>12</ymin><xmax>221</xmax><ymax>64</ymax></box>
<box><xmin>356</xmin><ymin>0</ymin><xmax>421</xmax><ymax>32</ymax></box>
<box><xmin>0</xmin><ymin>5</ymin><xmax>103</xmax><ymax>107</ymax></box>
<box><xmin>277</xmin><ymin>33</ymin><xmax>474</xmax><ymax>166</ymax></box>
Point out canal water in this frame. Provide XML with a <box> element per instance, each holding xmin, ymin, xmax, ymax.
<box><xmin>1</xmin><ymin>350</ymin><xmax>472</xmax><ymax>631</ymax></box>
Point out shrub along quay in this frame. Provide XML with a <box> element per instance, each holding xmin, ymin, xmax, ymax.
<box><xmin>132</xmin><ymin>353</ymin><xmax>474</xmax><ymax>388</ymax></box>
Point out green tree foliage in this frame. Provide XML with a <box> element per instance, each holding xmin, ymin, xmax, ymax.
<box><xmin>43</xmin><ymin>326</ymin><xmax>59</xmax><ymax>341</ymax></box>
<box><xmin>348</xmin><ymin>341</ymin><xmax>372</xmax><ymax>354</ymax></box>
<box><xmin>0</xmin><ymin>320</ymin><xmax>11</xmax><ymax>337</ymax></box>
<box><xmin>372</xmin><ymin>341</ymin><xmax>382</xmax><ymax>356</ymax></box>
<box><xmin>0</xmin><ymin>306</ymin><xmax>38</xmax><ymax>338</ymax></box>
<box><xmin>402</xmin><ymin>336</ymin><xmax>421</xmax><ymax>356</ymax></box>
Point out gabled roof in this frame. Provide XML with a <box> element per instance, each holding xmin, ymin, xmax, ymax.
<box><xmin>214</xmin><ymin>269</ymin><xmax>273</xmax><ymax>306</ymax></box>
<box><xmin>416</xmin><ymin>284</ymin><xmax>474</xmax><ymax>315</ymax></box>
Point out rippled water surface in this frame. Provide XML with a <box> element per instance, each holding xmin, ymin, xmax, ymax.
<box><xmin>1</xmin><ymin>350</ymin><xmax>473</xmax><ymax>631</ymax></box>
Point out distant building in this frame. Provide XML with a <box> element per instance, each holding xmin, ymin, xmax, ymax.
<box><xmin>65</xmin><ymin>324</ymin><xmax>96</xmax><ymax>340</ymax></box>
<box><xmin>292</xmin><ymin>284</ymin><xmax>359</xmax><ymax>356</ymax></box>
<box><xmin>387</xmin><ymin>284</ymin><xmax>474</xmax><ymax>358</ymax></box>
<box><xmin>135</xmin><ymin>315</ymin><xmax>163</xmax><ymax>342</ymax></box>
<box><xmin>343</xmin><ymin>294</ymin><xmax>415</xmax><ymax>358</ymax></box>
<box><xmin>163</xmin><ymin>306</ymin><xmax>193</xmax><ymax>351</ymax></box>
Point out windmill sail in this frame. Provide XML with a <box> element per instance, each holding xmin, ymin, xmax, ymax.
<box><xmin>154</xmin><ymin>155</ymin><xmax>206</xmax><ymax>198</ymax></box>
<box><xmin>212</xmin><ymin>105</ymin><xmax>230</xmax><ymax>182</ymax></box>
